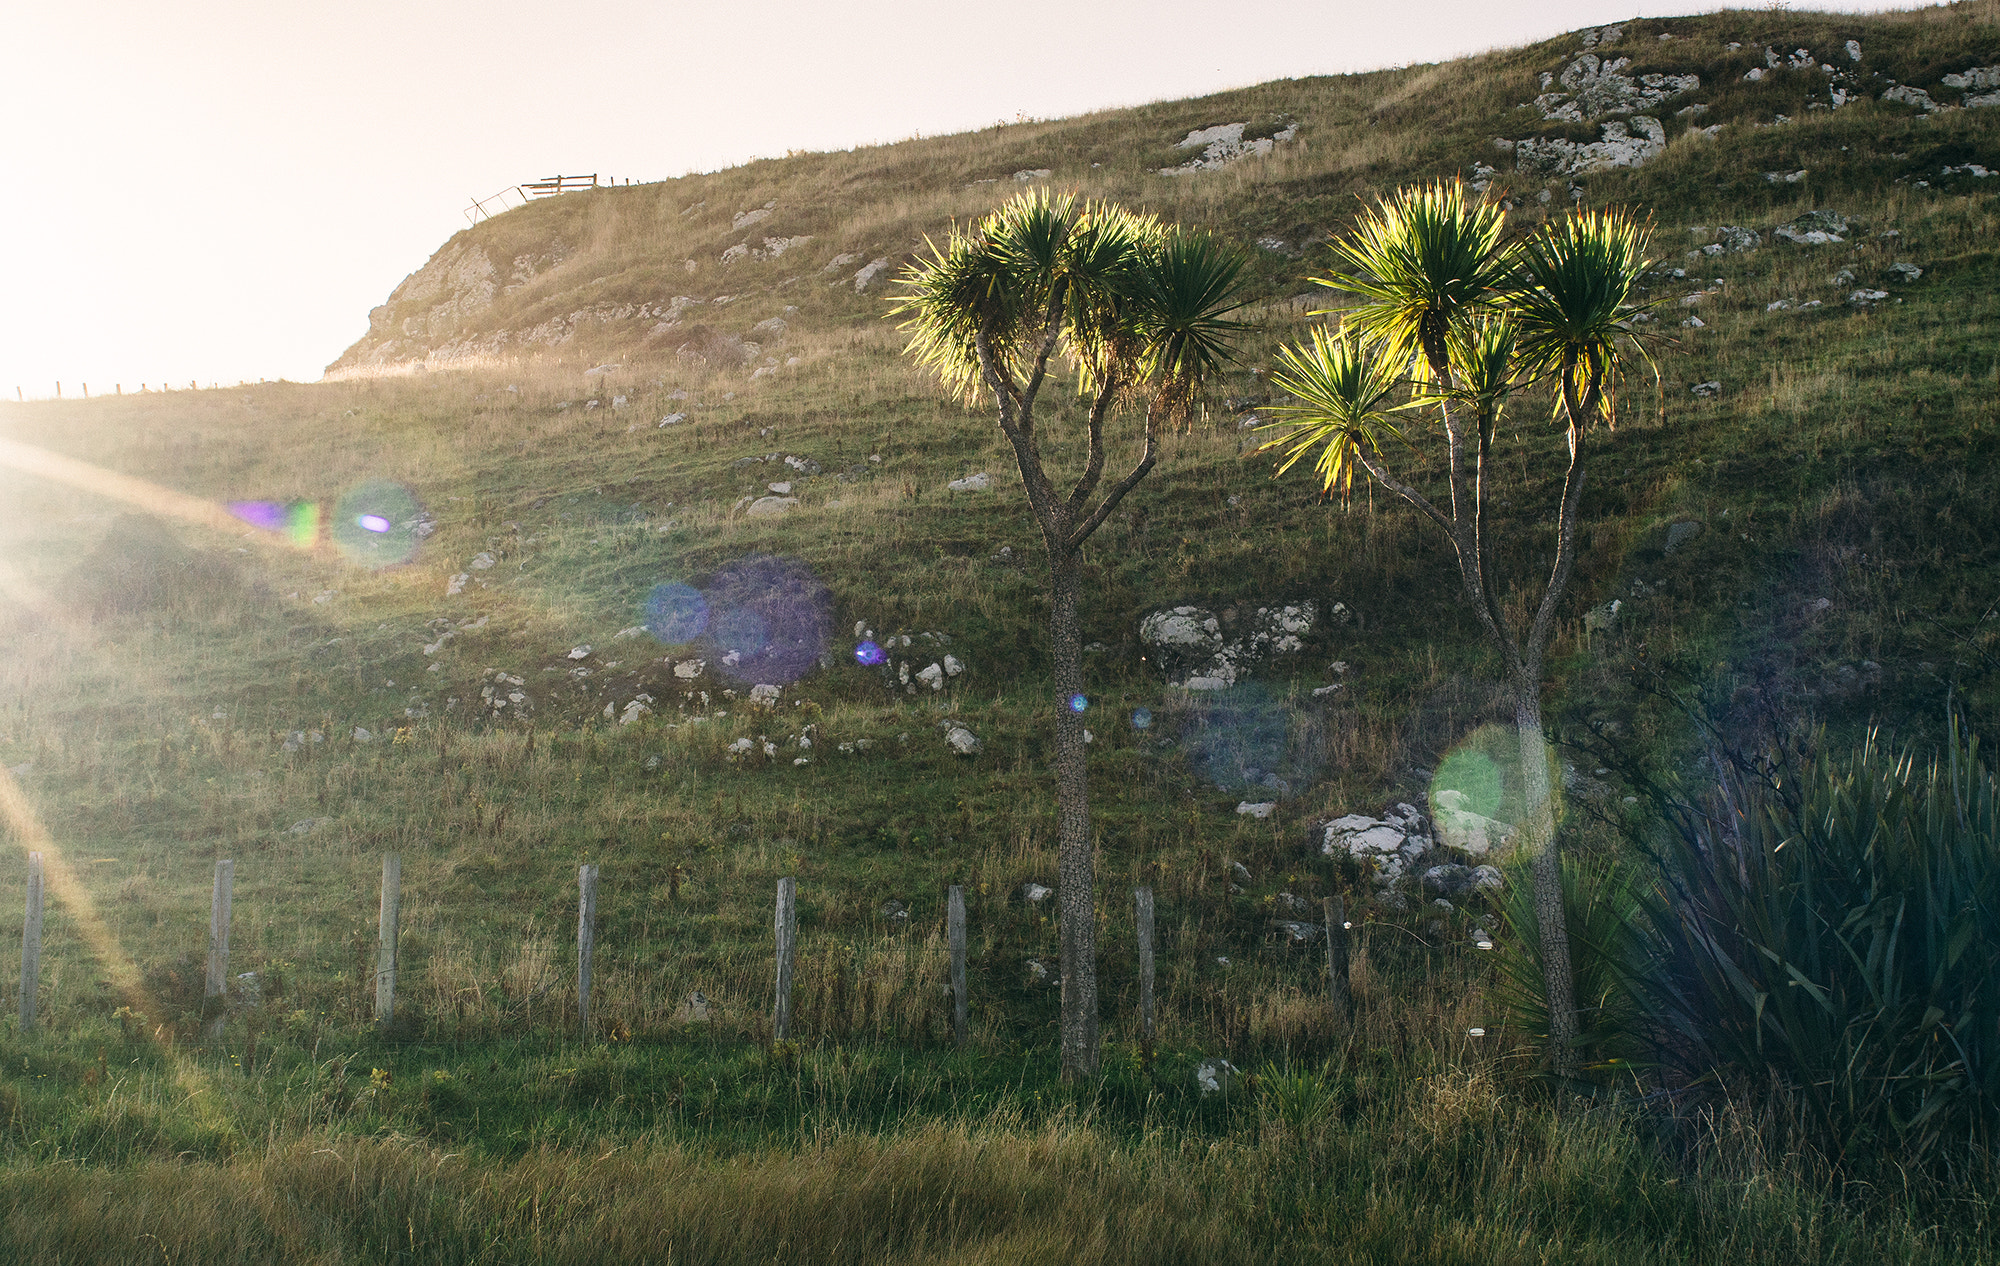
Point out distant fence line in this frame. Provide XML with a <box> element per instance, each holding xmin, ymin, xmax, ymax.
<box><xmin>13</xmin><ymin>852</ymin><xmax>1357</xmax><ymax>1046</ymax></box>
<box><xmin>464</xmin><ymin>174</ymin><xmax>648</xmax><ymax>225</ymax></box>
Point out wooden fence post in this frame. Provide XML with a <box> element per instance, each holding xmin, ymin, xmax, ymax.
<box><xmin>773</xmin><ymin>876</ymin><xmax>796</xmax><ymax>1043</ymax></box>
<box><xmin>18</xmin><ymin>852</ymin><xmax>43</xmax><ymax>1031</ymax></box>
<box><xmin>1323</xmin><ymin>895</ymin><xmax>1351</xmax><ymax>1026</ymax></box>
<box><xmin>205</xmin><ymin>860</ymin><xmax>233</xmax><ymax>1001</ymax></box>
<box><xmin>375</xmin><ymin>854</ymin><xmax>401</xmax><ymax>1025</ymax></box>
<box><xmin>948</xmin><ymin>885</ymin><xmax>967</xmax><ymax>1047</ymax></box>
<box><xmin>577</xmin><ymin>864</ymin><xmax>598</xmax><ymax>1035</ymax></box>
<box><xmin>1135</xmin><ymin>886</ymin><xmax>1156</xmax><ymax>1052</ymax></box>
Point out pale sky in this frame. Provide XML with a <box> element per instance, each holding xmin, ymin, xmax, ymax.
<box><xmin>1</xmin><ymin>0</ymin><xmax>1928</xmax><ymax>399</ymax></box>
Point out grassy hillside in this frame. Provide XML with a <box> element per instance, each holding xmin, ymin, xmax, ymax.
<box><xmin>2</xmin><ymin>3</ymin><xmax>1999</xmax><ymax>1260</ymax></box>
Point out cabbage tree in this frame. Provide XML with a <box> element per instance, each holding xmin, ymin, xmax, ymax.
<box><xmin>1263</xmin><ymin>184</ymin><xmax>1652</xmax><ymax>1080</ymax></box>
<box><xmin>895</xmin><ymin>190</ymin><xmax>1249</xmax><ymax>1078</ymax></box>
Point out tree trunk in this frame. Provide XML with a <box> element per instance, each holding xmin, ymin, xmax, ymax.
<box><xmin>1050</xmin><ymin>548</ymin><xmax>1098</xmax><ymax>1078</ymax></box>
<box><xmin>1515</xmin><ymin>690</ymin><xmax>1579</xmax><ymax>1080</ymax></box>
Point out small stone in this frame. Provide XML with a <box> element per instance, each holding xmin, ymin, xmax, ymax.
<box><xmin>945</xmin><ymin>726</ymin><xmax>979</xmax><ymax>755</ymax></box>
<box><xmin>569</xmin><ymin>646</ymin><xmax>592</xmax><ymax>659</ymax></box>
<box><xmin>1021</xmin><ymin>882</ymin><xmax>1053</xmax><ymax>903</ymax></box>
<box><xmin>947</xmin><ymin>472</ymin><xmax>992</xmax><ymax>492</ymax></box>
<box><xmin>1237</xmin><ymin>802</ymin><xmax>1277</xmax><ymax>818</ymax></box>
<box><xmin>1196</xmin><ymin>1058</ymin><xmax>1239</xmax><ymax>1096</ymax></box>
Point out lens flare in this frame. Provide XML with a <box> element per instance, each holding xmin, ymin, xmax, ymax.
<box><xmin>1132</xmin><ymin>707</ymin><xmax>1153</xmax><ymax>730</ymax></box>
<box><xmin>1181</xmin><ymin>682</ymin><xmax>1313</xmax><ymax>797</ymax></box>
<box><xmin>701</xmin><ymin>555</ymin><xmax>831</xmax><ymax>685</ymax></box>
<box><xmin>646</xmin><ymin>582</ymin><xmax>709</xmax><ymax>643</ymax></box>
<box><xmin>227</xmin><ymin>499</ymin><xmax>320</xmax><ymax>547</ymax></box>
<box><xmin>332</xmin><ymin>481</ymin><xmax>422</xmax><ymax>568</ymax></box>
<box><xmin>855</xmin><ymin>640</ymin><xmax>886</xmax><ymax>666</ymax></box>
<box><xmin>1068</xmin><ymin>693</ymin><xmax>1089</xmax><ymax>713</ymax></box>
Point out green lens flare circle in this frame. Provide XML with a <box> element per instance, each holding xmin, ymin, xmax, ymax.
<box><xmin>332</xmin><ymin>481</ymin><xmax>423</xmax><ymax>567</ymax></box>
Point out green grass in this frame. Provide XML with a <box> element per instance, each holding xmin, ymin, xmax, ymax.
<box><xmin>1</xmin><ymin>2</ymin><xmax>1999</xmax><ymax>1258</ymax></box>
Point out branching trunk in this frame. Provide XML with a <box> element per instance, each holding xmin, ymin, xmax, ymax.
<box><xmin>1364</xmin><ymin>386</ymin><xmax>1589</xmax><ymax>1081</ymax></box>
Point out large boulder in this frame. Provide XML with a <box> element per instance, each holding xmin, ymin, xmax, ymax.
<box><xmin>1431</xmin><ymin>789</ymin><xmax>1514</xmax><ymax>856</ymax></box>
<box><xmin>1316</xmin><ymin>803</ymin><xmax>1433</xmax><ymax>885</ymax></box>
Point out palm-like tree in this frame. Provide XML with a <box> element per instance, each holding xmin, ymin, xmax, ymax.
<box><xmin>1263</xmin><ymin>184</ymin><xmax>1652</xmax><ymax>1081</ymax></box>
<box><xmin>896</xmin><ymin>190</ymin><xmax>1250</xmax><ymax>1079</ymax></box>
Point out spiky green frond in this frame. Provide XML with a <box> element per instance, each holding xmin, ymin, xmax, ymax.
<box><xmin>1411</xmin><ymin>314</ymin><xmax>1519</xmax><ymax>421</ymax></box>
<box><xmin>1260</xmin><ymin>325</ymin><xmax>1407</xmax><ymax>503</ymax></box>
<box><xmin>1126</xmin><ymin>226</ymin><xmax>1253</xmax><ymax>420</ymax></box>
<box><xmin>1321</xmin><ymin>181</ymin><xmax>1512</xmax><ymax>380</ymax></box>
<box><xmin>1508</xmin><ymin>207</ymin><xmax>1655</xmax><ymax>424</ymax></box>
<box><xmin>892</xmin><ymin>227</ymin><xmax>1025</xmax><ymax>403</ymax></box>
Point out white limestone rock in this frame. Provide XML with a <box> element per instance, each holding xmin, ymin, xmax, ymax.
<box><xmin>1158</xmin><ymin>120</ymin><xmax>1298</xmax><ymax>175</ymax></box>
<box><xmin>947</xmin><ymin>472</ymin><xmax>992</xmax><ymax>492</ymax></box>
<box><xmin>745</xmin><ymin>495</ymin><xmax>799</xmax><ymax>517</ymax></box>
<box><xmin>1511</xmin><ymin>116</ymin><xmax>1666</xmax><ymax>177</ymax></box>
<box><xmin>1431</xmin><ymin>788</ymin><xmax>1515</xmax><ymax>856</ymax></box>
<box><xmin>1532</xmin><ymin>54</ymin><xmax>1699</xmax><ymax>122</ymax></box>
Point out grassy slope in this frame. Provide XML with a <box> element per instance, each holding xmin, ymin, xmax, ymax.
<box><xmin>1</xmin><ymin>3</ymin><xmax>1999</xmax><ymax>1260</ymax></box>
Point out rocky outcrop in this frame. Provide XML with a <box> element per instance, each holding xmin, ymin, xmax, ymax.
<box><xmin>1532</xmin><ymin>55</ymin><xmax>1698</xmax><ymax>122</ymax></box>
<box><xmin>1138</xmin><ymin>602</ymin><xmax>1314</xmax><ymax>690</ymax></box>
<box><xmin>1508</xmin><ymin>116</ymin><xmax>1666</xmax><ymax>178</ymax></box>
<box><xmin>1158</xmin><ymin>120</ymin><xmax>1298</xmax><ymax>175</ymax></box>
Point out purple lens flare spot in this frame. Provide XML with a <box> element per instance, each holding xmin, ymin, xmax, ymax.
<box><xmin>855</xmin><ymin>640</ymin><xmax>886</xmax><ymax>666</ymax></box>
<box><xmin>227</xmin><ymin>500</ymin><xmax>288</xmax><ymax>531</ymax></box>
<box><xmin>357</xmin><ymin>514</ymin><xmax>392</xmax><ymax>533</ymax></box>
<box><xmin>1068</xmin><ymin>693</ymin><xmax>1089</xmax><ymax>713</ymax></box>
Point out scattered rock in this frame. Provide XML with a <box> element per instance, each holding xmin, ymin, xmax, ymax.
<box><xmin>1196</xmin><ymin>1058</ymin><xmax>1240</xmax><ymax>1096</ymax></box>
<box><xmin>916</xmin><ymin>663</ymin><xmax>945</xmax><ymax>691</ymax></box>
<box><xmin>1021</xmin><ymin>882</ymin><xmax>1053</xmax><ymax>904</ymax></box>
<box><xmin>1237</xmin><ymin>802</ymin><xmax>1277</xmax><ymax>819</ymax></box>
<box><xmin>1431</xmin><ymin>789</ymin><xmax>1514</xmax><ymax>856</ymax></box>
<box><xmin>1273</xmin><ymin>920</ymin><xmax>1322</xmax><ymax>944</ymax></box>
<box><xmin>1691</xmin><ymin>380</ymin><xmax>1722</xmax><ymax>398</ymax></box>
<box><xmin>1531</xmin><ymin>54</ymin><xmax>1699</xmax><ymax>122</ymax></box>
<box><xmin>1316</xmin><ymin>810</ymin><xmax>1432</xmax><ymax>885</ymax></box>
<box><xmin>470</xmin><ymin>552</ymin><xmax>496</xmax><ymax>570</ymax></box>
<box><xmin>749</xmin><ymin>683</ymin><xmax>782</xmax><ymax>706</ymax></box>
<box><xmin>1422</xmin><ymin>864</ymin><xmax>1477</xmax><ymax>898</ymax></box>
<box><xmin>1275</xmin><ymin>892</ymin><xmax>1312</xmax><ymax>917</ymax></box>
<box><xmin>944</xmin><ymin>724</ymin><xmax>980</xmax><ymax>755</ymax></box>
<box><xmin>852</xmin><ymin>258</ymin><xmax>894</xmax><ymax>293</ymax></box>
<box><xmin>1137</xmin><ymin>602</ymin><xmax>1314</xmax><ymax>690</ymax></box>
<box><xmin>879</xmin><ymin>899</ymin><xmax>910</xmax><ymax>922</ymax></box>
<box><xmin>1881</xmin><ymin>84</ymin><xmax>1943</xmax><ymax>112</ymax></box>
<box><xmin>1887</xmin><ymin>261</ymin><xmax>1923</xmax><ymax>281</ymax></box>
<box><xmin>1765</xmin><ymin>169</ymin><xmax>1808</xmax><ymax>184</ymax></box>
<box><xmin>947</xmin><ymin>472</ymin><xmax>992</xmax><ymax>492</ymax></box>
<box><xmin>745</xmin><ymin>496</ymin><xmax>799</xmax><ymax>517</ymax></box>
<box><xmin>1847</xmin><ymin>288</ymin><xmax>1890</xmax><ymax>307</ymax></box>
<box><xmin>1158</xmin><ymin>120</ymin><xmax>1298</xmax><ymax>175</ymax></box>
<box><xmin>1511</xmin><ymin>116</ymin><xmax>1665</xmax><ymax>178</ymax></box>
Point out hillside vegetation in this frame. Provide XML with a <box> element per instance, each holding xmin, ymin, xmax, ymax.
<box><xmin>2</xmin><ymin>3</ymin><xmax>1999</xmax><ymax>1261</ymax></box>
